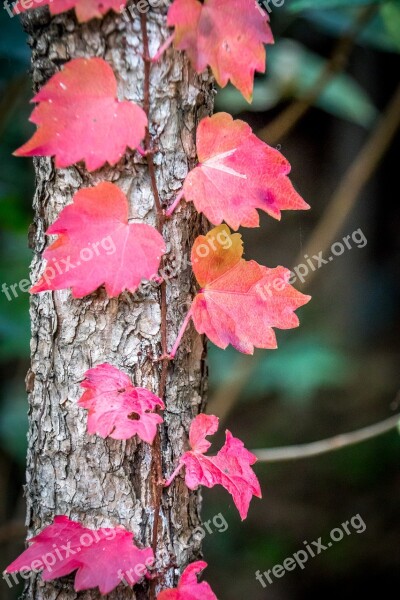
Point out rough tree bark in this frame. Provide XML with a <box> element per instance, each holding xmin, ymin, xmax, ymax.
<box><xmin>20</xmin><ymin>3</ymin><xmax>213</xmax><ymax>598</ymax></box>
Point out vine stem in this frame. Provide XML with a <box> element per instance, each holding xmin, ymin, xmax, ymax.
<box><xmin>169</xmin><ymin>309</ymin><xmax>193</xmax><ymax>359</ymax></box>
<box><xmin>164</xmin><ymin>462</ymin><xmax>184</xmax><ymax>488</ymax></box>
<box><xmin>140</xmin><ymin>13</ymin><xmax>170</xmax><ymax>599</ymax></box>
<box><xmin>151</xmin><ymin>33</ymin><xmax>175</xmax><ymax>62</ymax></box>
<box><xmin>165</xmin><ymin>188</ymin><xmax>185</xmax><ymax>217</ymax></box>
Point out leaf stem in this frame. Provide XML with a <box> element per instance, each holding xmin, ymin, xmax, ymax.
<box><xmin>170</xmin><ymin>309</ymin><xmax>193</xmax><ymax>359</ymax></box>
<box><xmin>151</xmin><ymin>33</ymin><xmax>175</xmax><ymax>63</ymax></box>
<box><xmin>164</xmin><ymin>462</ymin><xmax>184</xmax><ymax>488</ymax></box>
<box><xmin>165</xmin><ymin>188</ymin><xmax>185</xmax><ymax>217</ymax></box>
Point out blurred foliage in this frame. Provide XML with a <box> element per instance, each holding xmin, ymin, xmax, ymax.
<box><xmin>0</xmin><ymin>10</ymin><xmax>32</xmax><ymax>364</ymax></box>
<box><xmin>0</xmin><ymin>11</ymin><xmax>32</xmax><ymax>478</ymax></box>
<box><xmin>380</xmin><ymin>0</ymin><xmax>400</xmax><ymax>51</ymax></box>
<box><xmin>289</xmin><ymin>0</ymin><xmax>387</xmax><ymax>10</ymax></box>
<box><xmin>216</xmin><ymin>38</ymin><xmax>378</xmax><ymax>127</ymax></box>
<box><xmin>292</xmin><ymin>1</ymin><xmax>400</xmax><ymax>53</ymax></box>
<box><xmin>209</xmin><ymin>335</ymin><xmax>352</xmax><ymax>403</ymax></box>
<box><xmin>0</xmin><ymin>233</ymin><xmax>31</xmax><ymax>361</ymax></box>
<box><xmin>0</xmin><ymin>379</ymin><xmax>28</xmax><ymax>464</ymax></box>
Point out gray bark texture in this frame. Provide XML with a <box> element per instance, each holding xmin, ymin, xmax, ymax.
<box><xmin>20</xmin><ymin>3</ymin><xmax>214</xmax><ymax>598</ymax></box>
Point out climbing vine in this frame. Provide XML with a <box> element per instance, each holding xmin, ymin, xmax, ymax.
<box><xmin>6</xmin><ymin>1</ymin><xmax>310</xmax><ymax>597</ymax></box>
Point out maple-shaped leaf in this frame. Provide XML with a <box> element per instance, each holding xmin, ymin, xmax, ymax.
<box><xmin>167</xmin><ymin>0</ymin><xmax>274</xmax><ymax>101</ymax></box>
<box><xmin>169</xmin><ymin>112</ymin><xmax>309</xmax><ymax>230</ymax></box>
<box><xmin>165</xmin><ymin>414</ymin><xmax>261</xmax><ymax>520</ymax></box>
<box><xmin>79</xmin><ymin>363</ymin><xmax>165</xmax><ymax>444</ymax></box>
<box><xmin>5</xmin><ymin>516</ymin><xmax>154</xmax><ymax>594</ymax></box>
<box><xmin>157</xmin><ymin>561</ymin><xmax>217</xmax><ymax>600</ymax></box>
<box><xmin>14</xmin><ymin>58</ymin><xmax>147</xmax><ymax>171</ymax></box>
<box><xmin>30</xmin><ymin>182</ymin><xmax>166</xmax><ymax>298</ymax></box>
<box><xmin>169</xmin><ymin>225</ymin><xmax>311</xmax><ymax>356</ymax></box>
<box><xmin>13</xmin><ymin>0</ymin><xmax>128</xmax><ymax>21</ymax></box>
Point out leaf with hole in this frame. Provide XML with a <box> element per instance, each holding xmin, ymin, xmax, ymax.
<box><xmin>79</xmin><ymin>363</ymin><xmax>164</xmax><ymax>444</ymax></box>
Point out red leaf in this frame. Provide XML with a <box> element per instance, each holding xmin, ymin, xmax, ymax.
<box><xmin>30</xmin><ymin>182</ymin><xmax>166</xmax><ymax>298</ymax></box>
<box><xmin>166</xmin><ymin>414</ymin><xmax>261</xmax><ymax>520</ymax></box>
<box><xmin>178</xmin><ymin>112</ymin><xmax>309</xmax><ymax>230</ymax></box>
<box><xmin>14</xmin><ymin>58</ymin><xmax>147</xmax><ymax>171</ymax></box>
<box><xmin>5</xmin><ymin>516</ymin><xmax>154</xmax><ymax>595</ymax></box>
<box><xmin>167</xmin><ymin>0</ymin><xmax>273</xmax><ymax>101</ymax></box>
<box><xmin>79</xmin><ymin>363</ymin><xmax>164</xmax><ymax>444</ymax></box>
<box><xmin>168</xmin><ymin>225</ymin><xmax>310</xmax><ymax>357</ymax></box>
<box><xmin>157</xmin><ymin>561</ymin><xmax>217</xmax><ymax>599</ymax></box>
<box><xmin>13</xmin><ymin>0</ymin><xmax>128</xmax><ymax>23</ymax></box>
<box><xmin>189</xmin><ymin>225</ymin><xmax>311</xmax><ymax>354</ymax></box>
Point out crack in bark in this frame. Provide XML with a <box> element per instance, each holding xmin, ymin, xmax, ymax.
<box><xmin>140</xmin><ymin>12</ymin><xmax>171</xmax><ymax>598</ymax></box>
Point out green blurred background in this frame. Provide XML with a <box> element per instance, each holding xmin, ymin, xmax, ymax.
<box><xmin>0</xmin><ymin>1</ymin><xmax>399</xmax><ymax>598</ymax></box>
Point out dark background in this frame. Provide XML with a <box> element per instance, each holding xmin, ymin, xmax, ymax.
<box><xmin>0</xmin><ymin>1</ymin><xmax>399</xmax><ymax>598</ymax></box>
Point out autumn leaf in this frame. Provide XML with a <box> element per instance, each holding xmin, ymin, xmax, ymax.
<box><xmin>79</xmin><ymin>363</ymin><xmax>164</xmax><ymax>444</ymax></box>
<box><xmin>14</xmin><ymin>58</ymin><xmax>147</xmax><ymax>171</ymax></box>
<box><xmin>13</xmin><ymin>0</ymin><xmax>128</xmax><ymax>23</ymax></box>
<box><xmin>165</xmin><ymin>414</ymin><xmax>261</xmax><ymax>520</ymax></box>
<box><xmin>169</xmin><ymin>225</ymin><xmax>311</xmax><ymax>356</ymax></box>
<box><xmin>167</xmin><ymin>0</ymin><xmax>274</xmax><ymax>101</ymax></box>
<box><xmin>30</xmin><ymin>182</ymin><xmax>166</xmax><ymax>298</ymax></box>
<box><xmin>5</xmin><ymin>516</ymin><xmax>154</xmax><ymax>595</ymax></box>
<box><xmin>157</xmin><ymin>561</ymin><xmax>217</xmax><ymax>599</ymax></box>
<box><xmin>168</xmin><ymin>112</ymin><xmax>309</xmax><ymax>230</ymax></box>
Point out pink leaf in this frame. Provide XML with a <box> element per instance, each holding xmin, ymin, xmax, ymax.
<box><xmin>157</xmin><ymin>561</ymin><xmax>217</xmax><ymax>599</ymax></box>
<box><xmin>166</xmin><ymin>414</ymin><xmax>261</xmax><ymax>520</ymax></box>
<box><xmin>189</xmin><ymin>413</ymin><xmax>219</xmax><ymax>454</ymax></box>
<box><xmin>79</xmin><ymin>363</ymin><xmax>164</xmax><ymax>444</ymax></box>
<box><xmin>13</xmin><ymin>0</ymin><xmax>128</xmax><ymax>23</ymax></box>
<box><xmin>168</xmin><ymin>0</ymin><xmax>274</xmax><ymax>101</ymax></box>
<box><xmin>179</xmin><ymin>112</ymin><xmax>310</xmax><ymax>230</ymax></box>
<box><xmin>30</xmin><ymin>182</ymin><xmax>166</xmax><ymax>298</ymax></box>
<box><xmin>5</xmin><ymin>516</ymin><xmax>154</xmax><ymax>595</ymax></box>
<box><xmin>14</xmin><ymin>58</ymin><xmax>147</xmax><ymax>171</ymax></box>
<box><xmin>188</xmin><ymin>225</ymin><xmax>311</xmax><ymax>354</ymax></box>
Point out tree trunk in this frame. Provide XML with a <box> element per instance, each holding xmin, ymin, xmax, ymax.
<box><xmin>21</xmin><ymin>4</ymin><xmax>213</xmax><ymax>599</ymax></box>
